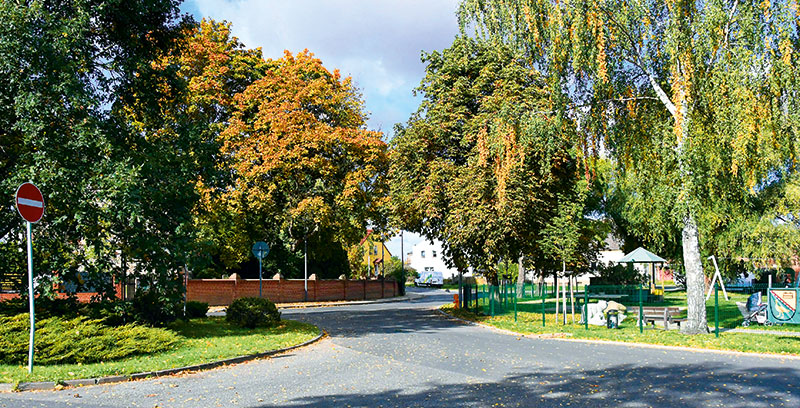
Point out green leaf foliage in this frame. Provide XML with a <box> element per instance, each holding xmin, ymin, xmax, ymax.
<box><xmin>391</xmin><ymin>36</ymin><xmax>587</xmax><ymax>282</ymax></box>
<box><xmin>458</xmin><ymin>0</ymin><xmax>800</xmax><ymax>317</ymax></box>
<box><xmin>0</xmin><ymin>0</ymin><xmax>194</xmax><ymax>311</ymax></box>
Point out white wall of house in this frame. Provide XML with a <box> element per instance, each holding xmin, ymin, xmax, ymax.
<box><xmin>598</xmin><ymin>249</ymin><xmax>625</xmax><ymax>266</ymax></box>
<box><xmin>407</xmin><ymin>240</ymin><xmax>462</xmax><ymax>280</ymax></box>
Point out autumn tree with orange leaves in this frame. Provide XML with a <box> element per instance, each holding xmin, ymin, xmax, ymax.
<box><xmin>213</xmin><ymin>50</ymin><xmax>390</xmax><ymax>278</ymax></box>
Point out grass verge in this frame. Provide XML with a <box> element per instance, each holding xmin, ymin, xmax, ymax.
<box><xmin>0</xmin><ymin>317</ymin><xmax>318</xmax><ymax>384</ymax></box>
<box><xmin>442</xmin><ymin>304</ymin><xmax>800</xmax><ymax>356</ymax></box>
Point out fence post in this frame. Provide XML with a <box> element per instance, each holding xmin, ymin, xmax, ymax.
<box><xmin>514</xmin><ymin>285</ymin><xmax>517</xmax><ymax>322</ymax></box>
<box><xmin>584</xmin><ymin>285</ymin><xmax>589</xmax><ymax>330</ymax></box>
<box><xmin>541</xmin><ymin>291</ymin><xmax>546</xmax><ymax>327</ymax></box>
<box><xmin>715</xmin><ymin>283</ymin><xmax>719</xmax><ymax>338</ymax></box>
<box><xmin>639</xmin><ymin>283</ymin><xmax>644</xmax><ymax>334</ymax></box>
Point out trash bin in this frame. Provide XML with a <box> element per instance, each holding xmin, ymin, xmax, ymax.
<box><xmin>606</xmin><ymin>310</ymin><xmax>619</xmax><ymax>329</ymax></box>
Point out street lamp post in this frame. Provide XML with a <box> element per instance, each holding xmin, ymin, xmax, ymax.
<box><xmin>304</xmin><ymin>237</ymin><xmax>308</xmax><ymax>301</ymax></box>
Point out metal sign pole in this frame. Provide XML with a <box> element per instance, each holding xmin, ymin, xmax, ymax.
<box><xmin>258</xmin><ymin>255</ymin><xmax>263</xmax><ymax>298</ymax></box>
<box><xmin>26</xmin><ymin>221</ymin><xmax>34</xmax><ymax>373</ymax></box>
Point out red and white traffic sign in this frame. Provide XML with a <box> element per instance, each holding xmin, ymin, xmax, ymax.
<box><xmin>15</xmin><ymin>183</ymin><xmax>44</xmax><ymax>223</ymax></box>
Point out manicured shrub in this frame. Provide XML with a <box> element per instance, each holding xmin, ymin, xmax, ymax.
<box><xmin>81</xmin><ymin>299</ymin><xmax>136</xmax><ymax>326</ymax></box>
<box><xmin>225</xmin><ymin>297</ymin><xmax>280</xmax><ymax>329</ymax></box>
<box><xmin>0</xmin><ymin>314</ymin><xmax>180</xmax><ymax>365</ymax></box>
<box><xmin>132</xmin><ymin>290</ymin><xmax>182</xmax><ymax>326</ymax></box>
<box><xmin>185</xmin><ymin>301</ymin><xmax>209</xmax><ymax>319</ymax></box>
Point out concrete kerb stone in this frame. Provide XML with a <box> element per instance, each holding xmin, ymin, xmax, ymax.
<box><xmin>436</xmin><ymin>308</ymin><xmax>800</xmax><ymax>361</ymax></box>
<box><xmin>6</xmin><ymin>327</ymin><xmax>324</xmax><ymax>393</ymax></box>
<box><xmin>277</xmin><ymin>293</ymin><xmax>420</xmax><ymax>309</ymax></box>
<box><xmin>61</xmin><ymin>378</ymin><xmax>96</xmax><ymax>388</ymax></box>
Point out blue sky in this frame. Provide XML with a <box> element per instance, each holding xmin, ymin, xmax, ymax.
<box><xmin>179</xmin><ymin>0</ymin><xmax>461</xmax><ymax>258</ymax></box>
<box><xmin>179</xmin><ymin>0</ymin><xmax>460</xmax><ymax>136</ymax></box>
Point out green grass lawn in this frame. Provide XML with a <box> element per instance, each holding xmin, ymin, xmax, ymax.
<box><xmin>443</xmin><ymin>304</ymin><xmax>800</xmax><ymax>356</ymax></box>
<box><xmin>0</xmin><ymin>317</ymin><xmax>319</xmax><ymax>384</ymax></box>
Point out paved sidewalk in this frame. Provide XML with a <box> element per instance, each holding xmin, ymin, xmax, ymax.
<box><xmin>727</xmin><ymin>328</ymin><xmax>800</xmax><ymax>336</ymax></box>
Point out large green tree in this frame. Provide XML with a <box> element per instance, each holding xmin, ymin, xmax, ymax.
<box><xmin>460</xmin><ymin>0</ymin><xmax>800</xmax><ymax>333</ymax></box>
<box><xmin>390</xmin><ymin>36</ymin><xmax>583</xmax><ymax>283</ymax></box>
<box><xmin>0</xmin><ymin>0</ymin><xmax>190</xmax><ymax>302</ymax></box>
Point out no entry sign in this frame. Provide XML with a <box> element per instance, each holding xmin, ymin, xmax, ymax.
<box><xmin>15</xmin><ymin>183</ymin><xmax>44</xmax><ymax>223</ymax></box>
<box><xmin>15</xmin><ymin>182</ymin><xmax>44</xmax><ymax>373</ymax></box>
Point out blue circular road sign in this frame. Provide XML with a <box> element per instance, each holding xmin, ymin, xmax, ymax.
<box><xmin>252</xmin><ymin>241</ymin><xmax>270</xmax><ymax>260</ymax></box>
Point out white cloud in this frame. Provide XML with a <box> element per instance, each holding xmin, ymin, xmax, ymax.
<box><xmin>185</xmin><ymin>0</ymin><xmax>461</xmax><ymax>136</ymax></box>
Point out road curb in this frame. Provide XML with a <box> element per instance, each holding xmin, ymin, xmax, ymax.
<box><xmin>277</xmin><ymin>293</ymin><xmax>420</xmax><ymax>309</ymax></box>
<box><xmin>7</xmin><ymin>326</ymin><xmax>325</xmax><ymax>392</ymax></box>
<box><xmin>436</xmin><ymin>308</ymin><xmax>800</xmax><ymax>361</ymax></box>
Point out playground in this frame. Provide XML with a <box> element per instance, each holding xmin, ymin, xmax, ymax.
<box><xmin>447</xmin><ymin>280</ymin><xmax>800</xmax><ymax>355</ymax></box>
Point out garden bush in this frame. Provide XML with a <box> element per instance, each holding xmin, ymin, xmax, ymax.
<box><xmin>226</xmin><ymin>297</ymin><xmax>280</xmax><ymax>329</ymax></box>
<box><xmin>132</xmin><ymin>290</ymin><xmax>183</xmax><ymax>326</ymax></box>
<box><xmin>185</xmin><ymin>301</ymin><xmax>209</xmax><ymax>319</ymax></box>
<box><xmin>0</xmin><ymin>314</ymin><xmax>179</xmax><ymax>365</ymax></box>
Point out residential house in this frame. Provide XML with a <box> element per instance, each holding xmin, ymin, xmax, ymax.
<box><xmin>357</xmin><ymin>229</ymin><xmax>392</xmax><ymax>277</ymax></box>
<box><xmin>407</xmin><ymin>239</ymin><xmax>462</xmax><ymax>280</ymax></box>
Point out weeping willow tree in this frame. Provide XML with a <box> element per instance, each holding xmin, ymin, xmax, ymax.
<box><xmin>459</xmin><ymin>0</ymin><xmax>800</xmax><ymax>333</ymax></box>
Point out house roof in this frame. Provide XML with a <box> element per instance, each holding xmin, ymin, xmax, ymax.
<box><xmin>358</xmin><ymin>229</ymin><xmax>392</xmax><ymax>257</ymax></box>
<box><xmin>618</xmin><ymin>247</ymin><xmax>667</xmax><ymax>264</ymax></box>
<box><xmin>359</xmin><ymin>229</ymin><xmax>374</xmax><ymax>246</ymax></box>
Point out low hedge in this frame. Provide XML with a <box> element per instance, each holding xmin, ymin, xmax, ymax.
<box><xmin>0</xmin><ymin>314</ymin><xmax>179</xmax><ymax>365</ymax></box>
<box><xmin>226</xmin><ymin>297</ymin><xmax>281</xmax><ymax>329</ymax></box>
<box><xmin>185</xmin><ymin>301</ymin><xmax>209</xmax><ymax>319</ymax></box>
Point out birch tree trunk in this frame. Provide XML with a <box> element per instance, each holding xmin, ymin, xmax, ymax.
<box><xmin>675</xmin><ymin>96</ymin><xmax>708</xmax><ymax>334</ymax></box>
<box><xmin>681</xmin><ymin>213</ymin><xmax>708</xmax><ymax>333</ymax></box>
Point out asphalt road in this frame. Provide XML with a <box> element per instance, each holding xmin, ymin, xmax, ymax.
<box><xmin>1</xmin><ymin>287</ymin><xmax>798</xmax><ymax>408</ymax></box>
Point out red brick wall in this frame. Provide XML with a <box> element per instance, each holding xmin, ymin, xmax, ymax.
<box><xmin>187</xmin><ymin>278</ymin><xmax>399</xmax><ymax>306</ymax></box>
<box><xmin>0</xmin><ymin>284</ymin><xmax>123</xmax><ymax>303</ymax></box>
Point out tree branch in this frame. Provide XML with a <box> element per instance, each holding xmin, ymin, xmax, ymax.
<box><xmin>597</xmin><ymin>4</ymin><xmax>677</xmax><ymax>118</ymax></box>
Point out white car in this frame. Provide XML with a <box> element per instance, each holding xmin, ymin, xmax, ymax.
<box><xmin>415</xmin><ymin>271</ymin><xmax>444</xmax><ymax>288</ymax></box>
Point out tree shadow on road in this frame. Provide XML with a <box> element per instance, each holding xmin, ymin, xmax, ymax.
<box><xmin>256</xmin><ymin>361</ymin><xmax>799</xmax><ymax>407</ymax></box>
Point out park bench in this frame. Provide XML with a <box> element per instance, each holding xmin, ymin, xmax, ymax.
<box><xmin>633</xmin><ymin>306</ymin><xmax>686</xmax><ymax>330</ymax></box>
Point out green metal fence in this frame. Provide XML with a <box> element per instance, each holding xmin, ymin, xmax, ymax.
<box><xmin>462</xmin><ymin>282</ymin><xmax>518</xmax><ymax>321</ymax></box>
<box><xmin>459</xmin><ymin>281</ymin><xmax>800</xmax><ymax>335</ymax></box>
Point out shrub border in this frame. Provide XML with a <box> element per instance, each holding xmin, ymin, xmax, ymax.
<box><xmin>4</xmin><ymin>325</ymin><xmax>324</xmax><ymax>392</ymax></box>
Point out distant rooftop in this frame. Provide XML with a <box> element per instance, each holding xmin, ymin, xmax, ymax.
<box><xmin>604</xmin><ymin>234</ymin><xmax>623</xmax><ymax>251</ymax></box>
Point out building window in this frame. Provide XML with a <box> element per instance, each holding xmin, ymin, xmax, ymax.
<box><xmin>372</xmin><ymin>246</ymin><xmax>378</xmax><ymax>255</ymax></box>
<box><xmin>432</xmin><ymin>251</ymin><xmax>437</xmax><ymax>258</ymax></box>
<box><xmin>421</xmin><ymin>251</ymin><xmax>426</xmax><ymax>258</ymax></box>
